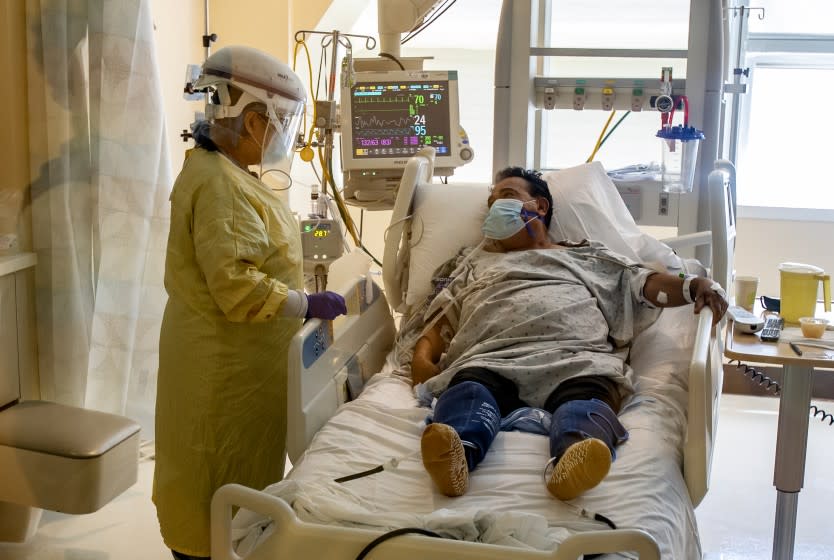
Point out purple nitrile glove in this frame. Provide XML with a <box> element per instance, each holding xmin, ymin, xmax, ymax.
<box><xmin>305</xmin><ymin>291</ymin><xmax>347</xmax><ymax>320</ymax></box>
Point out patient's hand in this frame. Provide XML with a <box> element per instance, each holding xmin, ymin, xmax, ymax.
<box><xmin>692</xmin><ymin>277</ymin><xmax>728</xmax><ymax>325</ymax></box>
<box><xmin>411</xmin><ymin>355</ymin><xmax>440</xmax><ymax>385</ymax></box>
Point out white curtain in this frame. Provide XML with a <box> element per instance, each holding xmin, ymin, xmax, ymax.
<box><xmin>26</xmin><ymin>0</ymin><xmax>170</xmax><ymax>435</ymax></box>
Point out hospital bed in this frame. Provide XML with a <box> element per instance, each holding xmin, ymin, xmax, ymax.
<box><xmin>211</xmin><ymin>149</ymin><xmax>735</xmax><ymax>560</ymax></box>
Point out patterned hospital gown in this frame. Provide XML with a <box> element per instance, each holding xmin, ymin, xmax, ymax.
<box><xmin>422</xmin><ymin>241</ymin><xmax>661</xmax><ymax>408</ymax></box>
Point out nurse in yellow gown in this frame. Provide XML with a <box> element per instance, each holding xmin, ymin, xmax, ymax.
<box><xmin>153</xmin><ymin>46</ymin><xmax>346</xmax><ymax>560</ymax></box>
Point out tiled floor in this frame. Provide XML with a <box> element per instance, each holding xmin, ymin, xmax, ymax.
<box><xmin>2</xmin><ymin>393</ymin><xmax>833</xmax><ymax>559</ymax></box>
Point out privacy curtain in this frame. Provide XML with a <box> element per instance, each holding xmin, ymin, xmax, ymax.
<box><xmin>26</xmin><ymin>0</ymin><xmax>170</xmax><ymax>434</ymax></box>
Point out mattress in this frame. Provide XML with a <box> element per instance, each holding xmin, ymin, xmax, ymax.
<box><xmin>233</xmin><ymin>306</ymin><xmax>703</xmax><ymax>559</ymax></box>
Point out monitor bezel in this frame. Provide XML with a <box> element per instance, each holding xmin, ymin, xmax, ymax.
<box><xmin>339</xmin><ymin>69</ymin><xmax>464</xmax><ymax>172</ymax></box>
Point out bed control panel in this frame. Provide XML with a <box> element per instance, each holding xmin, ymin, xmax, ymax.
<box><xmin>300</xmin><ymin>277</ymin><xmax>382</xmax><ymax>369</ymax></box>
<box><xmin>302</xmin><ymin>323</ymin><xmax>333</xmax><ymax>369</ymax></box>
<box><xmin>288</xmin><ymin>273</ymin><xmax>397</xmax><ymax>463</ymax></box>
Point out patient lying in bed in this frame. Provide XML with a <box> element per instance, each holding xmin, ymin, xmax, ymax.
<box><xmin>411</xmin><ymin>167</ymin><xmax>728</xmax><ymax>501</ymax></box>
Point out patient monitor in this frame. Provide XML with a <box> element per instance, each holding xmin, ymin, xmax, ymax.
<box><xmin>341</xmin><ymin>70</ymin><xmax>474</xmax><ymax>208</ymax></box>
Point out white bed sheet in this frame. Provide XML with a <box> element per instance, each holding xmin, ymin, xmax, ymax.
<box><xmin>233</xmin><ymin>306</ymin><xmax>703</xmax><ymax>559</ymax></box>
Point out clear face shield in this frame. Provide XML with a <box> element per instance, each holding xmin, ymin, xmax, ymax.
<box><xmin>254</xmin><ymin>97</ymin><xmax>303</xmax><ymax>188</ymax></box>
<box><xmin>198</xmin><ymin>79</ymin><xmax>304</xmax><ymax>188</ymax></box>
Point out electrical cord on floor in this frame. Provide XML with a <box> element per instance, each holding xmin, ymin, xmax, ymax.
<box><xmin>730</xmin><ymin>359</ymin><xmax>834</xmax><ymax>426</ymax></box>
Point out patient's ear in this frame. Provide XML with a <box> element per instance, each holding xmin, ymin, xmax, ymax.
<box><xmin>536</xmin><ymin>197</ymin><xmax>550</xmax><ymax>217</ymax></box>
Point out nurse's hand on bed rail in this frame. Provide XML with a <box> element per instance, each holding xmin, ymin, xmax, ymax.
<box><xmin>305</xmin><ymin>291</ymin><xmax>347</xmax><ymax>320</ymax></box>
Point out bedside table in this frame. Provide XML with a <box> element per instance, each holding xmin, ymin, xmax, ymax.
<box><xmin>725</xmin><ymin>317</ymin><xmax>834</xmax><ymax>560</ymax></box>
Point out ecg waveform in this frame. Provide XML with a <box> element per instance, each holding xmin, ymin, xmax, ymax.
<box><xmin>348</xmin><ymin>80</ymin><xmax>451</xmax><ymax>159</ymax></box>
<box><xmin>353</xmin><ymin>115</ymin><xmax>412</xmax><ymax>129</ymax></box>
<box><xmin>354</xmin><ymin>127</ymin><xmax>412</xmax><ymax>137</ymax></box>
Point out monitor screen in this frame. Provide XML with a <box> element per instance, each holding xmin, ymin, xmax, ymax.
<box><xmin>350</xmin><ymin>80</ymin><xmax>451</xmax><ymax>159</ymax></box>
<box><xmin>340</xmin><ymin>70</ymin><xmax>468</xmax><ymax>172</ymax></box>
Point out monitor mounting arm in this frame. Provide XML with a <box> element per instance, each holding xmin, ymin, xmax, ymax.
<box><xmin>378</xmin><ymin>0</ymin><xmax>446</xmax><ymax>59</ymax></box>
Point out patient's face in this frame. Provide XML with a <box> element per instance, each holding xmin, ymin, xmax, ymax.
<box><xmin>487</xmin><ymin>177</ymin><xmax>535</xmax><ymax>208</ymax></box>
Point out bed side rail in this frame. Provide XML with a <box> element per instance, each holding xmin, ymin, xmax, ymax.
<box><xmin>211</xmin><ymin>483</ymin><xmax>661</xmax><ymax>560</ymax></box>
<box><xmin>684</xmin><ymin>307</ymin><xmax>725</xmax><ymax>507</ymax></box>
<box><xmin>286</xmin><ymin>275</ymin><xmax>396</xmax><ymax>463</ymax></box>
<box><xmin>383</xmin><ymin>148</ymin><xmax>436</xmax><ymax>313</ymax></box>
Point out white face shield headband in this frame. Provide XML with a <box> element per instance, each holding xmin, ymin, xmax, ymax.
<box><xmin>201</xmin><ymin>80</ymin><xmax>304</xmax><ymax>183</ymax></box>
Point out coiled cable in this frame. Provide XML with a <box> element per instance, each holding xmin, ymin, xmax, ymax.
<box><xmin>810</xmin><ymin>404</ymin><xmax>834</xmax><ymax>426</ymax></box>
<box><xmin>730</xmin><ymin>359</ymin><xmax>781</xmax><ymax>394</ymax></box>
<box><xmin>730</xmin><ymin>359</ymin><xmax>834</xmax><ymax>427</ymax></box>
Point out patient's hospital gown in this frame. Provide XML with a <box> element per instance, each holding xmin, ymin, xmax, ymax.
<box><xmin>423</xmin><ymin>242</ymin><xmax>661</xmax><ymax>407</ymax></box>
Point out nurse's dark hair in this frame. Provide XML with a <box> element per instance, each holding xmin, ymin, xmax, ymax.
<box><xmin>494</xmin><ymin>166</ymin><xmax>553</xmax><ymax>228</ymax></box>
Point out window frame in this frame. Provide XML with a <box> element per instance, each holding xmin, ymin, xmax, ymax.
<box><xmin>736</xmin><ymin>33</ymin><xmax>834</xmax><ymax>221</ymax></box>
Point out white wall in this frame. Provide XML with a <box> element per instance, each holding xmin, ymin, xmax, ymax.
<box><xmin>150</xmin><ymin>0</ymin><xmax>205</xmax><ymax>171</ymax></box>
<box><xmin>735</xmin><ymin>218</ymin><xmax>834</xmax><ymax>300</ymax></box>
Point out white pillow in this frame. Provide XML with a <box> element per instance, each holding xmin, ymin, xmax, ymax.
<box><xmin>544</xmin><ymin>162</ymin><xmax>682</xmax><ymax>270</ymax></box>
<box><xmin>405</xmin><ymin>182</ymin><xmax>488</xmax><ymax>306</ymax></box>
<box><xmin>404</xmin><ymin>163</ymin><xmax>683</xmax><ymax>307</ymax></box>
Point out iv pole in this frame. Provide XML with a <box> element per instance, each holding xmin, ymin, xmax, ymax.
<box><xmin>292</xmin><ymin>30</ymin><xmax>376</xmax><ymax>199</ymax></box>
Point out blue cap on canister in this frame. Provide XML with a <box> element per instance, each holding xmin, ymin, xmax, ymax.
<box><xmin>656</xmin><ymin>125</ymin><xmax>705</xmax><ymax>141</ymax></box>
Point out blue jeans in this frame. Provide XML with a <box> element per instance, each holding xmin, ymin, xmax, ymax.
<box><xmin>431</xmin><ymin>369</ymin><xmax>628</xmax><ymax>470</ymax></box>
<box><xmin>432</xmin><ymin>380</ymin><xmax>501</xmax><ymax>470</ymax></box>
<box><xmin>547</xmin><ymin>398</ymin><xmax>628</xmax><ymax>460</ymax></box>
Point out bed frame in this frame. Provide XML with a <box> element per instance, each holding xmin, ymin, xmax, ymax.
<box><xmin>211</xmin><ymin>151</ymin><xmax>736</xmax><ymax>560</ymax></box>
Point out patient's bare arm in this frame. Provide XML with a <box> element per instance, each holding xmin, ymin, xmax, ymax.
<box><xmin>643</xmin><ymin>272</ymin><xmax>728</xmax><ymax>325</ymax></box>
<box><xmin>411</xmin><ymin>316</ymin><xmax>451</xmax><ymax>385</ymax></box>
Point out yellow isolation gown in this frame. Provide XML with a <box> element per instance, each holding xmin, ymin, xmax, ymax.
<box><xmin>153</xmin><ymin>147</ymin><xmax>303</xmax><ymax>556</ymax></box>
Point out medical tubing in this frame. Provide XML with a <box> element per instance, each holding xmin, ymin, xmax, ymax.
<box><xmin>323</xmin><ymin>195</ymin><xmax>353</xmax><ymax>253</ymax></box>
<box><xmin>400</xmin><ymin>0</ymin><xmax>457</xmax><ymax>45</ymax></box>
<box><xmin>320</xmin><ymin>149</ymin><xmax>383</xmax><ymax>267</ymax></box>
<box><xmin>730</xmin><ymin>359</ymin><xmax>834</xmax><ymax>426</ymax></box>
<box><xmin>666</xmin><ymin>95</ymin><xmax>690</xmax><ymax>129</ymax></box>
<box><xmin>316</xmin><ymin>43</ymin><xmax>327</xmax><ymax>99</ymax></box>
<box><xmin>259</xmin><ymin>167</ymin><xmax>292</xmax><ymax>190</ymax></box>
<box><xmin>353</xmin><ymin>528</ymin><xmax>443</xmax><ymax>560</ymax></box>
<box><xmin>292</xmin><ymin>38</ymin><xmax>317</xmax><ymax>153</ymax></box>
<box><xmin>378</xmin><ymin>51</ymin><xmax>405</xmax><ymax>70</ymax></box>
<box><xmin>586</xmin><ymin>110</ymin><xmax>617</xmax><ymax>163</ymax></box>
<box><xmin>318</xmin><ymin>146</ymin><xmax>357</xmax><ymax>241</ymax></box>
<box><xmin>383</xmin><ymin>213</ymin><xmax>414</xmax><ymax>243</ymax></box>
<box><xmin>597</xmin><ymin>111</ymin><xmax>631</xmax><ymax>150</ymax></box>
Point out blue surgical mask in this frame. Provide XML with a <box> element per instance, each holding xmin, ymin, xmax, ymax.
<box><xmin>482</xmin><ymin>199</ymin><xmax>538</xmax><ymax>240</ymax></box>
